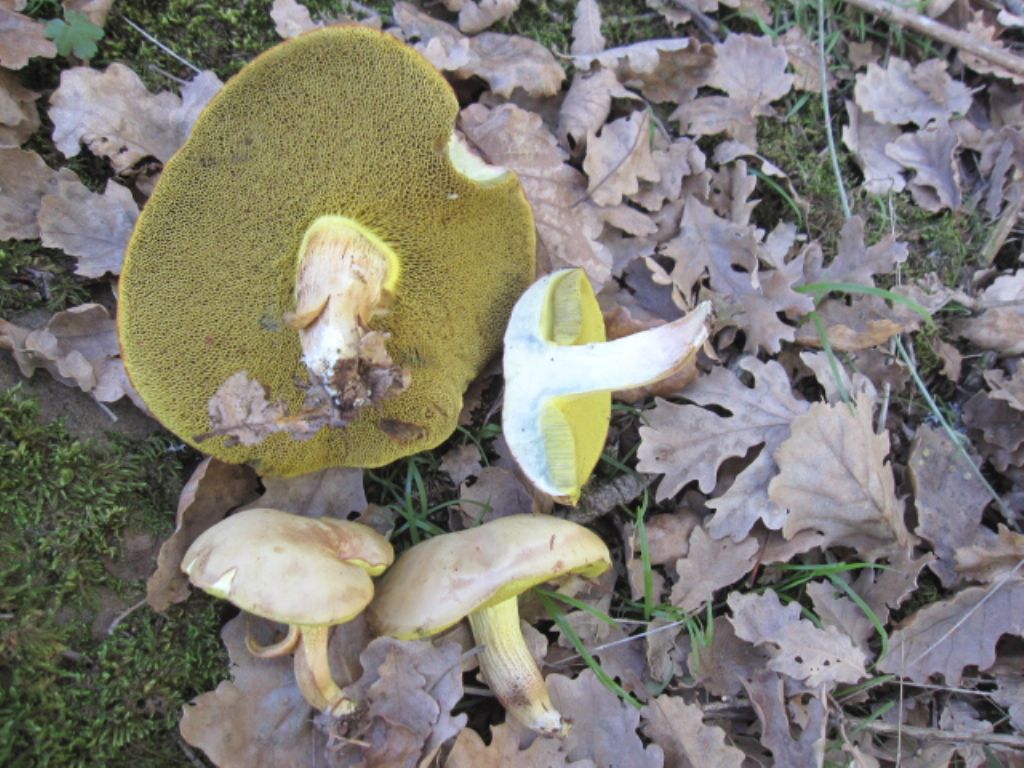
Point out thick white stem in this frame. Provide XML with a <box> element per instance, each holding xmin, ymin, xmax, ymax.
<box><xmin>468</xmin><ymin>598</ymin><xmax>568</xmax><ymax>737</ymax></box>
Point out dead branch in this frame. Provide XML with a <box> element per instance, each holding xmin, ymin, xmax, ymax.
<box><xmin>844</xmin><ymin>717</ymin><xmax>1024</xmax><ymax>750</ymax></box>
<box><xmin>844</xmin><ymin>0</ymin><xmax>1024</xmax><ymax>80</ymax></box>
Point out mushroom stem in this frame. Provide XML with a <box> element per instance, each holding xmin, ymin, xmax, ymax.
<box><xmin>468</xmin><ymin>597</ymin><xmax>568</xmax><ymax>737</ymax></box>
<box><xmin>293</xmin><ymin>624</ymin><xmax>355</xmax><ymax>716</ymax></box>
<box><xmin>288</xmin><ymin>215</ymin><xmax>408</xmax><ymax>419</ymax></box>
<box><xmin>246</xmin><ymin>622</ymin><xmax>301</xmax><ymax>658</ymax></box>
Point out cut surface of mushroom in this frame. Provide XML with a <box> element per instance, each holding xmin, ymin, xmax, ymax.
<box><xmin>182</xmin><ymin>508</ymin><xmax>394</xmax><ymax>716</ymax></box>
<box><xmin>503</xmin><ymin>268</ymin><xmax>712</xmax><ymax>504</ymax></box>
<box><xmin>367</xmin><ymin>514</ymin><xmax>610</xmax><ymax>736</ymax></box>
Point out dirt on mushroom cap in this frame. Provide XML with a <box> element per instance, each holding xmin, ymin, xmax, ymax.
<box><xmin>118</xmin><ymin>26</ymin><xmax>536</xmax><ymax>475</ymax></box>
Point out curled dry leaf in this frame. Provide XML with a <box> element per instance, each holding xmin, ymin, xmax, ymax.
<box><xmin>780</xmin><ymin>26</ymin><xmax>832</xmax><ymax>92</ymax></box>
<box><xmin>146</xmin><ymin>457</ymin><xmax>260</xmax><ymax>611</ymax></box>
<box><xmin>0</xmin><ymin>303</ymin><xmax>137</xmax><ymax>404</ymax></box>
<box><xmin>853</xmin><ymin>57</ymin><xmax>973</xmax><ymax>126</ymax></box>
<box><xmin>690</xmin><ymin>616</ymin><xmax>772</xmax><ymax>698</ymax></box>
<box><xmin>909</xmin><ymin>425</ymin><xmax>992</xmax><ymax>587</ymax></box>
<box><xmin>459</xmin><ymin>102</ymin><xmax>614</xmax><ymax>287</ymax></box>
<box><xmin>447</xmin><ymin>721</ymin><xmax>595</xmax><ymax>766</ymax></box>
<box><xmin>0</xmin><ymin>5</ymin><xmax>56</xmax><ymax>69</ymax></box>
<box><xmin>38</xmin><ymin>169</ymin><xmax>138</xmax><ymax>277</ymax></box>
<box><xmin>271</xmin><ymin>0</ymin><xmax>321</xmax><ymax>38</ymax></box>
<box><xmin>805</xmin><ymin>580</ymin><xmax>875</xmax><ymax>655</ymax></box>
<box><xmin>729</xmin><ymin>589</ymin><xmax>868</xmax><ymax>688</ymax></box>
<box><xmin>49</xmin><ymin>64</ymin><xmax>222</xmax><ymax>174</ymax></box>
<box><xmin>440</xmin><ymin>443</ymin><xmax>483</xmax><ymax>487</ymax></box>
<box><xmin>572</xmin><ymin>37</ymin><xmax>713</xmax><ymax>104</ymax></box>
<box><xmin>640</xmin><ymin>695</ymin><xmax>745</xmax><ymax>768</ymax></box>
<box><xmin>842</xmin><ymin>101</ymin><xmax>906</xmax><ymax>195</ymax></box>
<box><xmin>246</xmin><ymin>467</ymin><xmax>367</xmax><ymax>520</ymax></box>
<box><xmin>793</xmin><ymin>294</ymin><xmax>922</xmax><ymax>351</ymax></box>
<box><xmin>558</xmin><ymin>68</ymin><xmax>635</xmax><ymax>152</ymax></box>
<box><xmin>583</xmin><ymin>110</ymin><xmax>660</xmax><ymax>207</ymax></box>
<box><xmin>393</xmin><ymin>2</ymin><xmax>563</xmax><ymax>98</ymax></box>
<box><xmin>0</xmin><ymin>69</ymin><xmax>40</xmax><ymax>147</ymax></box>
<box><xmin>885</xmin><ymin>123</ymin><xmax>962</xmax><ymax>211</ymax></box>
<box><xmin>458</xmin><ymin>465</ymin><xmax>538</xmax><ymax>526</ymax></box>
<box><xmin>955</xmin><ymin>525</ymin><xmax>1024</xmax><ymax>583</ymax></box>
<box><xmin>0</xmin><ymin>147</ymin><xmax>58</xmax><ymax>239</ymax></box>
<box><xmin>64</xmin><ymin>0</ymin><xmax>114</xmax><ymax>26</ymax></box>
<box><xmin>336</xmin><ymin>637</ymin><xmax>468</xmax><ymax>767</ymax></box>
<box><xmin>960</xmin><ymin>15</ymin><xmax>1024</xmax><ymax>84</ymax></box>
<box><xmin>955</xmin><ymin>270</ymin><xmax>1024</xmax><ymax>356</ymax></box>
<box><xmin>743</xmin><ymin>670</ymin><xmax>827</xmax><ymax>767</ymax></box>
<box><xmin>803</xmin><ymin>215</ymin><xmax>908</xmax><ymax>287</ymax></box>
<box><xmin>878</xmin><ymin>576</ymin><xmax>1024</xmax><ymax>685</ymax></box>
<box><xmin>770</xmin><ymin>394</ymin><xmax>915</xmax><ymax>555</ymax></box>
<box><xmin>671</xmin><ymin>33</ymin><xmax>793</xmax><ymax>148</ymax></box>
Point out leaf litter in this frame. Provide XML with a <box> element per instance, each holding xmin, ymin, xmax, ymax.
<box><xmin>3</xmin><ymin>0</ymin><xmax>1024</xmax><ymax>765</ymax></box>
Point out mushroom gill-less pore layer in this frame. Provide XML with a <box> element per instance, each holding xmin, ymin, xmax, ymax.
<box><xmin>118</xmin><ymin>27</ymin><xmax>536</xmax><ymax>475</ymax></box>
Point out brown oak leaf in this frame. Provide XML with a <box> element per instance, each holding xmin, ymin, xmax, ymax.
<box><xmin>38</xmin><ymin>169</ymin><xmax>138</xmax><ymax>277</ymax></box>
<box><xmin>583</xmin><ymin>110</ymin><xmax>660</xmax><ymax>207</ymax></box>
<box><xmin>246</xmin><ymin>467</ymin><xmax>367</xmax><ymax>520</ymax></box>
<box><xmin>955</xmin><ymin>270</ymin><xmax>1024</xmax><ymax>356</ymax></box>
<box><xmin>955</xmin><ymin>525</ymin><xmax>1024</xmax><ymax>583</ymax></box>
<box><xmin>842</xmin><ymin>101</ymin><xmax>906</xmax><ymax>195</ymax></box>
<box><xmin>270</xmin><ymin>0</ymin><xmax>321</xmax><ymax>37</ymax></box>
<box><xmin>743</xmin><ymin>670</ymin><xmax>827</xmax><ymax>767</ymax></box>
<box><xmin>885</xmin><ymin>123</ymin><xmax>962</xmax><ymax>211</ymax></box>
<box><xmin>0</xmin><ymin>69</ymin><xmax>41</xmax><ymax>147</ymax></box>
<box><xmin>0</xmin><ymin>5</ymin><xmax>56</xmax><ymax>69</ymax></box>
<box><xmin>878</xmin><ymin>577</ymin><xmax>1024</xmax><ymax>684</ymax></box>
<box><xmin>449</xmin><ymin>0</ymin><xmax>520</xmax><ymax>34</ymax></box>
<box><xmin>805</xmin><ymin>580</ymin><xmax>875</xmax><ymax>655</ymax></box>
<box><xmin>729</xmin><ymin>589</ymin><xmax>868</xmax><ymax>687</ymax></box>
<box><xmin>570</xmin><ymin>0</ymin><xmax>603</xmax><ymax>56</ymax></box>
<box><xmin>571</xmin><ymin>37</ymin><xmax>713</xmax><ymax>104</ymax></box>
<box><xmin>49</xmin><ymin>64</ymin><xmax>222</xmax><ymax>174</ymax></box>
<box><xmin>803</xmin><ymin>215</ymin><xmax>908</xmax><ymax>286</ymax></box>
<box><xmin>0</xmin><ymin>147</ymin><xmax>59</xmax><ymax>239</ymax></box>
<box><xmin>637</xmin><ymin>357</ymin><xmax>808</xmax><ymax>517</ymax></box>
<box><xmin>794</xmin><ymin>294</ymin><xmax>923</xmax><ymax>352</ymax></box>
<box><xmin>910</xmin><ymin>425</ymin><xmax>992</xmax><ymax>587</ymax></box>
<box><xmin>557</xmin><ymin>68</ymin><xmax>635</xmax><ymax>152</ymax></box>
<box><xmin>671</xmin><ymin>525</ymin><xmax>760</xmax><ymax>612</ymax></box>
<box><xmin>640</xmin><ymin>695</ymin><xmax>745</xmax><ymax>768</ymax></box>
<box><xmin>146</xmin><ymin>457</ymin><xmax>260</xmax><ymax>611</ymax></box>
<box><xmin>447</xmin><ymin>721</ymin><xmax>595</xmax><ymax>766</ymax></box>
<box><xmin>458</xmin><ymin>465</ymin><xmax>539</xmax><ymax>526</ymax></box>
<box><xmin>853</xmin><ymin>58</ymin><xmax>972</xmax><ymax>127</ymax></box>
<box><xmin>770</xmin><ymin>394</ymin><xmax>915</xmax><ymax>554</ymax></box>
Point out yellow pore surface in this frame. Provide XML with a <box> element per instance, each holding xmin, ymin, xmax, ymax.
<box><xmin>539</xmin><ymin>270</ymin><xmax>610</xmax><ymax>501</ymax></box>
<box><xmin>118</xmin><ymin>27</ymin><xmax>536</xmax><ymax>475</ymax></box>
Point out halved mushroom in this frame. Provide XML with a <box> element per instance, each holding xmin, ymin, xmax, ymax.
<box><xmin>503</xmin><ymin>268</ymin><xmax>711</xmax><ymax>504</ymax></box>
<box><xmin>118</xmin><ymin>27</ymin><xmax>535</xmax><ymax>476</ymax></box>
<box><xmin>367</xmin><ymin>514</ymin><xmax>610</xmax><ymax>736</ymax></box>
<box><xmin>182</xmin><ymin>508</ymin><xmax>393</xmax><ymax>715</ymax></box>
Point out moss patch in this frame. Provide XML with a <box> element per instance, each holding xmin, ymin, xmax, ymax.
<box><xmin>0</xmin><ymin>389</ymin><xmax>227</xmax><ymax>767</ymax></box>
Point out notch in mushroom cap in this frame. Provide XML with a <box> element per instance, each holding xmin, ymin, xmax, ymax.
<box><xmin>503</xmin><ymin>268</ymin><xmax>711</xmax><ymax>505</ymax></box>
<box><xmin>182</xmin><ymin>508</ymin><xmax>394</xmax><ymax>716</ymax></box>
<box><xmin>367</xmin><ymin>514</ymin><xmax>611</xmax><ymax>736</ymax></box>
<box><xmin>118</xmin><ymin>26</ymin><xmax>535</xmax><ymax>476</ymax></box>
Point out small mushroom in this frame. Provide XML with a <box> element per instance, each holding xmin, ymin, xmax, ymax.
<box><xmin>503</xmin><ymin>268</ymin><xmax>711</xmax><ymax>504</ymax></box>
<box><xmin>367</xmin><ymin>514</ymin><xmax>610</xmax><ymax>736</ymax></box>
<box><xmin>182</xmin><ymin>508</ymin><xmax>394</xmax><ymax>715</ymax></box>
<box><xmin>119</xmin><ymin>27</ymin><xmax>535</xmax><ymax>475</ymax></box>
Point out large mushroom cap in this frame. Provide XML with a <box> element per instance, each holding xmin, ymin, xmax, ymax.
<box><xmin>119</xmin><ymin>26</ymin><xmax>536</xmax><ymax>475</ymax></box>
<box><xmin>182</xmin><ymin>508</ymin><xmax>394</xmax><ymax>626</ymax></box>
<box><xmin>368</xmin><ymin>514</ymin><xmax>610</xmax><ymax>639</ymax></box>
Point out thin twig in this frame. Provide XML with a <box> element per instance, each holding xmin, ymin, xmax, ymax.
<box><xmin>844</xmin><ymin>0</ymin><xmax>1024</xmax><ymax>80</ymax></box>
<box><xmin>121</xmin><ymin>16</ymin><xmax>202</xmax><ymax>74</ymax></box>
<box><xmin>107</xmin><ymin>597</ymin><xmax>147</xmax><ymax>635</ymax></box>
<box><xmin>842</xmin><ymin>716</ymin><xmax>1024</xmax><ymax>749</ymax></box>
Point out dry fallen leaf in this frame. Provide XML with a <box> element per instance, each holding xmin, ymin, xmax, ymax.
<box><xmin>459</xmin><ymin>102</ymin><xmax>614</xmax><ymax>287</ymax></box>
<box><xmin>885</xmin><ymin>123</ymin><xmax>962</xmax><ymax>211</ymax></box>
<box><xmin>570</xmin><ymin>0</ymin><xmax>603</xmax><ymax>56</ymax></box>
<box><xmin>0</xmin><ymin>4</ymin><xmax>56</xmax><ymax>69</ymax></box>
<box><xmin>640</xmin><ymin>695</ymin><xmax>745</xmax><ymax>768</ymax></box>
<box><xmin>447</xmin><ymin>721</ymin><xmax>594</xmax><ymax>766</ymax></box>
<box><xmin>780</xmin><ymin>26</ymin><xmax>832</xmax><ymax>92</ymax></box>
<box><xmin>583</xmin><ymin>110</ymin><xmax>661</xmax><ymax>207</ymax></box>
<box><xmin>963</xmin><ymin>390</ymin><xmax>1024</xmax><ymax>472</ymax></box>
<box><xmin>571</xmin><ymin>37</ymin><xmax>713</xmax><ymax>104</ymax></box>
<box><xmin>729</xmin><ymin>589</ymin><xmax>868</xmax><ymax>687</ymax></box>
<box><xmin>671</xmin><ymin>525</ymin><xmax>760</xmax><ymax>612</ymax></box>
<box><xmin>743</xmin><ymin>670</ymin><xmax>827</xmax><ymax>767</ymax></box>
<box><xmin>671</xmin><ymin>33</ymin><xmax>793</xmax><ymax>148</ymax></box>
<box><xmin>271</xmin><ymin>0</ymin><xmax>322</xmax><ymax>37</ymax></box>
<box><xmin>770</xmin><ymin>394</ymin><xmax>915</xmax><ymax>554</ymax></box>
<box><xmin>246</xmin><ymin>467</ymin><xmax>367</xmax><ymax>520</ymax></box>
<box><xmin>878</xmin><ymin>577</ymin><xmax>1024</xmax><ymax>684</ymax></box>
<box><xmin>955</xmin><ymin>525</ymin><xmax>1024</xmax><ymax>583</ymax></box>
<box><xmin>689</xmin><ymin>616</ymin><xmax>772</xmax><ymax>698</ymax></box>
<box><xmin>458</xmin><ymin>465</ymin><xmax>538</xmax><ymax>526</ymax></box>
<box><xmin>955</xmin><ymin>270</ymin><xmax>1024</xmax><ymax>356</ymax></box>
<box><xmin>146</xmin><ymin>457</ymin><xmax>261</xmax><ymax>611</ymax></box>
<box><xmin>38</xmin><ymin>169</ymin><xmax>138</xmax><ymax>277</ymax></box>
<box><xmin>909</xmin><ymin>425</ymin><xmax>992</xmax><ymax>587</ymax></box>
<box><xmin>794</xmin><ymin>294</ymin><xmax>922</xmax><ymax>352</ymax></box>
<box><xmin>842</xmin><ymin>101</ymin><xmax>907</xmax><ymax>195</ymax></box>
<box><xmin>448</xmin><ymin>0</ymin><xmax>520</xmax><ymax>34</ymax></box>
<box><xmin>394</xmin><ymin>2</ymin><xmax>563</xmax><ymax>98</ymax></box>
<box><xmin>558</xmin><ymin>68</ymin><xmax>635</xmax><ymax>153</ymax></box>
<box><xmin>803</xmin><ymin>215</ymin><xmax>908</xmax><ymax>286</ymax></box>
<box><xmin>49</xmin><ymin>64</ymin><xmax>222</xmax><ymax>174</ymax></box>
<box><xmin>0</xmin><ymin>69</ymin><xmax>40</xmax><ymax>147</ymax></box>
<box><xmin>805</xmin><ymin>580</ymin><xmax>875</xmax><ymax>655</ymax></box>
<box><xmin>853</xmin><ymin>57</ymin><xmax>973</xmax><ymax>127</ymax></box>
<box><xmin>0</xmin><ymin>147</ymin><xmax>58</xmax><ymax>239</ymax></box>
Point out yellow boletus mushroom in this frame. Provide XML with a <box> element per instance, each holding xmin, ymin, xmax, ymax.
<box><xmin>503</xmin><ymin>268</ymin><xmax>711</xmax><ymax>504</ymax></box>
<box><xmin>118</xmin><ymin>27</ymin><xmax>535</xmax><ymax>475</ymax></box>
<box><xmin>182</xmin><ymin>508</ymin><xmax>394</xmax><ymax>715</ymax></box>
<box><xmin>367</xmin><ymin>514</ymin><xmax>611</xmax><ymax>736</ymax></box>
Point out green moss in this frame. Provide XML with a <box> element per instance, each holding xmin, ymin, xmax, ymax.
<box><xmin>0</xmin><ymin>389</ymin><xmax>227</xmax><ymax>767</ymax></box>
<box><xmin>0</xmin><ymin>241</ymin><xmax>90</xmax><ymax>315</ymax></box>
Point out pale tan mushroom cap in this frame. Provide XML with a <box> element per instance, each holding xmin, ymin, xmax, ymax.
<box><xmin>182</xmin><ymin>508</ymin><xmax>394</xmax><ymax>626</ymax></box>
<box><xmin>368</xmin><ymin>514</ymin><xmax>610</xmax><ymax>639</ymax></box>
